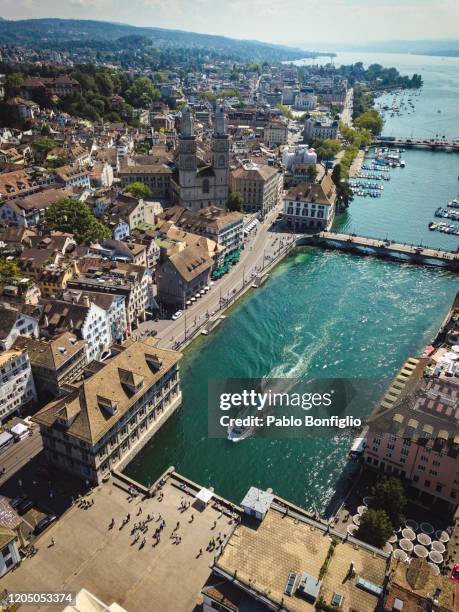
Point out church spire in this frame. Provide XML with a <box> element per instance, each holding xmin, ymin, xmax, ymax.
<box><xmin>181</xmin><ymin>106</ymin><xmax>194</xmax><ymax>138</ymax></box>
<box><xmin>214</xmin><ymin>104</ymin><xmax>227</xmax><ymax>137</ymax></box>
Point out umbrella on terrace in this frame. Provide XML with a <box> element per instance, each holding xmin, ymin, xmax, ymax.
<box><xmin>402</xmin><ymin>528</ymin><xmax>416</xmax><ymax>541</ymax></box>
<box><xmin>435</xmin><ymin>530</ymin><xmax>449</xmax><ymax>543</ymax></box>
<box><xmin>393</xmin><ymin>549</ymin><xmax>408</xmax><ymax>562</ymax></box>
<box><xmin>429</xmin><ymin>550</ymin><xmax>444</xmax><ymax>565</ymax></box>
<box><xmin>400</xmin><ymin>538</ymin><xmax>414</xmax><ymax>552</ymax></box>
<box><xmin>428</xmin><ymin>562</ymin><xmax>440</xmax><ymax>576</ymax></box>
<box><xmin>431</xmin><ymin>541</ymin><xmax>446</xmax><ymax>554</ymax></box>
<box><xmin>417</xmin><ymin>533</ymin><xmax>431</xmax><ymax>547</ymax></box>
<box><xmin>420</xmin><ymin>522</ymin><xmax>434</xmax><ymax>535</ymax></box>
<box><xmin>413</xmin><ymin>545</ymin><xmax>428</xmax><ymax>559</ymax></box>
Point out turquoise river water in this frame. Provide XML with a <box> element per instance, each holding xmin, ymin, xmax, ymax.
<box><xmin>126</xmin><ymin>52</ymin><xmax>459</xmax><ymax>512</ymax></box>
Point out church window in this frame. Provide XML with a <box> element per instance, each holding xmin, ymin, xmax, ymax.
<box><xmin>203</xmin><ymin>179</ymin><xmax>210</xmax><ymax>194</ymax></box>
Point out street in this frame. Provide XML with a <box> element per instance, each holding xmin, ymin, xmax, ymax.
<box><xmin>136</xmin><ymin>205</ymin><xmax>295</xmax><ymax>349</ymax></box>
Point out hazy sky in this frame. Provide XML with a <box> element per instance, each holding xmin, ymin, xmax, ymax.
<box><xmin>2</xmin><ymin>0</ymin><xmax>458</xmax><ymax>46</ymax></box>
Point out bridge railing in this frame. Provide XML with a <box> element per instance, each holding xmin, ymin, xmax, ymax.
<box><xmin>316</xmin><ymin>232</ymin><xmax>458</xmax><ymax>256</ymax></box>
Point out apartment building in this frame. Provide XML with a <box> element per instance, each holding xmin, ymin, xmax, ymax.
<box><xmin>0</xmin><ymin>187</ymin><xmax>73</xmax><ymax>227</ymax></box>
<box><xmin>67</xmin><ymin>264</ymin><xmax>151</xmax><ymax>332</ymax></box>
<box><xmin>231</xmin><ymin>162</ymin><xmax>283</xmax><ymax>218</ymax></box>
<box><xmin>159</xmin><ymin>205</ymin><xmax>244</xmax><ymax>254</ymax></box>
<box><xmin>33</xmin><ymin>338</ymin><xmax>182</xmax><ymax>484</ymax></box>
<box><xmin>54</xmin><ymin>164</ymin><xmax>91</xmax><ymax>189</ymax></box>
<box><xmin>118</xmin><ymin>162</ymin><xmax>172</xmax><ymax>202</ymax></box>
<box><xmin>294</xmin><ymin>90</ymin><xmax>317</xmax><ymax>111</ymax></box>
<box><xmin>263</xmin><ymin>120</ymin><xmax>289</xmax><ymax>147</ymax></box>
<box><xmin>283</xmin><ymin>176</ymin><xmax>337</xmax><ymax>231</ymax></box>
<box><xmin>0</xmin><ymin>524</ymin><xmax>21</xmax><ymax>577</ymax></box>
<box><xmin>61</xmin><ymin>289</ymin><xmax>127</xmax><ymax>345</ymax></box>
<box><xmin>0</xmin><ymin>303</ymin><xmax>40</xmax><ymax>350</ymax></box>
<box><xmin>364</xmin><ymin>357</ymin><xmax>459</xmax><ymax>511</ymax></box>
<box><xmin>0</xmin><ymin>348</ymin><xmax>37</xmax><ymax>423</ymax></box>
<box><xmin>303</xmin><ymin>115</ymin><xmax>339</xmax><ymax>142</ymax></box>
<box><xmin>13</xmin><ymin>332</ymin><xmax>87</xmax><ymax>398</ymax></box>
<box><xmin>40</xmin><ymin>298</ymin><xmax>111</xmax><ymax>364</ymax></box>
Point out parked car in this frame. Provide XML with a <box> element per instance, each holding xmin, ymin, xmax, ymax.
<box><xmin>10</xmin><ymin>493</ymin><xmax>28</xmax><ymax>509</ymax></box>
<box><xmin>172</xmin><ymin>310</ymin><xmax>183</xmax><ymax>320</ymax></box>
<box><xmin>17</xmin><ymin>498</ymin><xmax>33</xmax><ymax>515</ymax></box>
<box><xmin>34</xmin><ymin>514</ymin><xmax>57</xmax><ymax>535</ymax></box>
<box><xmin>451</xmin><ymin>564</ymin><xmax>459</xmax><ymax>583</ymax></box>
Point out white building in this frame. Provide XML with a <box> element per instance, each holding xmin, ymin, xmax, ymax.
<box><xmin>283</xmin><ymin>176</ymin><xmax>337</xmax><ymax>232</ymax></box>
<box><xmin>303</xmin><ymin>115</ymin><xmax>339</xmax><ymax>141</ymax></box>
<box><xmin>0</xmin><ymin>303</ymin><xmax>40</xmax><ymax>351</ymax></box>
<box><xmin>61</xmin><ymin>290</ymin><xmax>127</xmax><ymax>346</ymax></box>
<box><xmin>0</xmin><ymin>349</ymin><xmax>37</xmax><ymax>423</ymax></box>
<box><xmin>264</xmin><ymin>121</ymin><xmax>289</xmax><ymax>147</ymax></box>
<box><xmin>294</xmin><ymin>91</ymin><xmax>317</xmax><ymax>111</ymax></box>
<box><xmin>282</xmin><ymin>145</ymin><xmax>318</xmax><ymax>170</ymax></box>
<box><xmin>0</xmin><ymin>525</ymin><xmax>21</xmax><ymax>577</ymax></box>
<box><xmin>41</xmin><ymin>299</ymin><xmax>112</xmax><ymax>364</ymax></box>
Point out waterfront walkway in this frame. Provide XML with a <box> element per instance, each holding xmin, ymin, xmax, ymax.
<box><xmin>137</xmin><ymin>205</ymin><xmax>294</xmax><ymax>350</ymax></box>
<box><xmin>300</xmin><ymin>231</ymin><xmax>459</xmax><ymax>270</ymax></box>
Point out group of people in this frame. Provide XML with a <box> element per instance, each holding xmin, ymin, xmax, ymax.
<box><xmin>107</xmin><ymin>479</ymin><xmax>240</xmax><ymax>559</ymax></box>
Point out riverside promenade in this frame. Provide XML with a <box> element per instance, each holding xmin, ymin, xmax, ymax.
<box><xmin>137</xmin><ymin>205</ymin><xmax>295</xmax><ymax>350</ymax></box>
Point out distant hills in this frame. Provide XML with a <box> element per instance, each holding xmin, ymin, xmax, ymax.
<box><xmin>303</xmin><ymin>39</ymin><xmax>459</xmax><ymax>58</ymax></box>
<box><xmin>0</xmin><ymin>17</ymin><xmax>326</xmax><ymax>62</ymax></box>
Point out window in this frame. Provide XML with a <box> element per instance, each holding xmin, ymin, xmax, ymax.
<box><xmin>425</xmin><ymin>480</ymin><xmax>430</xmax><ymax>488</ymax></box>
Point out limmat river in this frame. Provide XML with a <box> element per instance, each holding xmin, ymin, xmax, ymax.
<box><xmin>125</xmin><ymin>53</ymin><xmax>459</xmax><ymax>512</ymax></box>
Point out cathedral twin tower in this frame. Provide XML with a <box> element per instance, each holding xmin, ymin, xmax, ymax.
<box><xmin>172</xmin><ymin>105</ymin><xmax>230</xmax><ymax>212</ymax></box>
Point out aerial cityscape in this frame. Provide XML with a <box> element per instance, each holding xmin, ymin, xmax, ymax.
<box><xmin>0</xmin><ymin>2</ymin><xmax>458</xmax><ymax>611</ymax></box>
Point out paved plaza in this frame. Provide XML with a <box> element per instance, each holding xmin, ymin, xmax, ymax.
<box><xmin>2</xmin><ymin>471</ymin><xmax>239</xmax><ymax>611</ymax></box>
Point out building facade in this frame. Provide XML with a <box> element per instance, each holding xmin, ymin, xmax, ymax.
<box><xmin>13</xmin><ymin>333</ymin><xmax>87</xmax><ymax>399</ymax></box>
<box><xmin>363</xmin><ymin>358</ymin><xmax>459</xmax><ymax>511</ymax></box>
<box><xmin>283</xmin><ymin>176</ymin><xmax>336</xmax><ymax>231</ymax></box>
<box><xmin>33</xmin><ymin>339</ymin><xmax>182</xmax><ymax>484</ymax></box>
<box><xmin>303</xmin><ymin>115</ymin><xmax>339</xmax><ymax>141</ymax></box>
<box><xmin>0</xmin><ymin>349</ymin><xmax>37</xmax><ymax>423</ymax></box>
<box><xmin>231</xmin><ymin>162</ymin><xmax>283</xmax><ymax>218</ymax></box>
<box><xmin>171</xmin><ymin>106</ymin><xmax>229</xmax><ymax>211</ymax></box>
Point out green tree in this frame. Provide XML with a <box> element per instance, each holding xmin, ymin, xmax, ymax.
<box><xmin>314</xmin><ymin>139</ymin><xmax>341</xmax><ymax>160</ymax></box>
<box><xmin>306</xmin><ymin>165</ymin><xmax>318</xmax><ymax>183</ymax></box>
<box><xmin>33</xmin><ymin>136</ymin><xmax>56</xmax><ymax>158</ymax></box>
<box><xmin>331</xmin><ymin>163</ymin><xmax>354</xmax><ymax>209</ymax></box>
<box><xmin>354</xmin><ymin>110</ymin><xmax>384</xmax><ymax>136</ymax></box>
<box><xmin>356</xmin><ymin>509</ymin><xmax>393</xmax><ymax>548</ymax></box>
<box><xmin>95</xmin><ymin>72</ymin><xmax>115</xmax><ymax>97</ymax></box>
<box><xmin>124</xmin><ymin>182</ymin><xmax>152</xmax><ymax>199</ymax></box>
<box><xmin>0</xmin><ymin>258</ymin><xmax>21</xmax><ymax>283</ymax></box>
<box><xmin>372</xmin><ymin>477</ymin><xmax>406</xmax><ymax>527</ymax></box>
<box><xmin>227</xmin><ymin>191</ymin><xmax>243</xmax><ymax>212</ymax></box>
<box><xmin>5</xmin><ymin>73</ymin><xmax>24</xmax><ymax>97</ymax></box>
<box><xmin>125</xmin><ymin>76</ymin><xmax>160</xmax><ymax>107</ymax></box>
<box><xmin>45</xmin><ymin>198</ymin><xmax>111</xmax><ymax>245</ymax></box>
